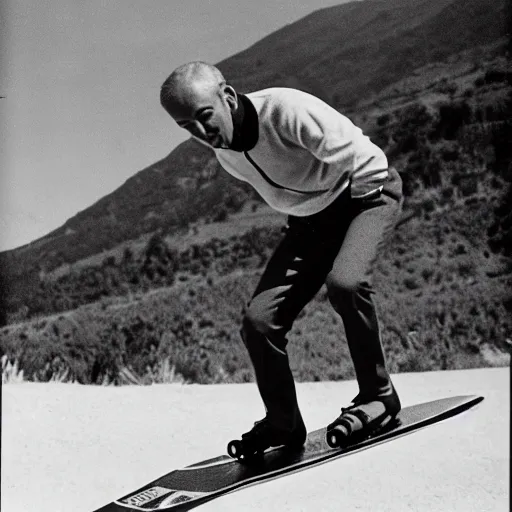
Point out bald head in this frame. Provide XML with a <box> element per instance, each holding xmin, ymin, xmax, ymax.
<box><xmin>160</xmin><ymin>62</ymin><xmax>226</xmax><ymax>114</ymax></box>
<box><xmin>160</xmin><ymin>62</ymin><xmax>238</xmax><ymax>149</ymax></box>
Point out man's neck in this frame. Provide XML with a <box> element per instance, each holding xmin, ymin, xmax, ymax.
<box><xmin>229</xmin><ymin>93</ymin><xmax>259</xmax><ymax>152</ymax></box>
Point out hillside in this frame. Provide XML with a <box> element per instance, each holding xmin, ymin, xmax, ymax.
<box><xmin>219</xmin><ymin>0</ymin><xmax>506</xmax><ymax>106</ymax></box>
<box><xmin>0</xmin><ymin>0</ymin><xmax>511</xmax><ymax>383</ymax></box>
<box><xmin>1</xmin><ymin>67</ymin><xmax>510</xmax><ymax>382</ymax></box>
<box><xmin>0</xmin><ymin>0</ymin><xmax>507</xmax><ymax>282</ymax></box>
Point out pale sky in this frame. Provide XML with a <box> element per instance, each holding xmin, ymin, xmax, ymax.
<box><xmin>0</xmin><ymin>0</ymin><xmax>351</xmax><ymax>252</ymax></box>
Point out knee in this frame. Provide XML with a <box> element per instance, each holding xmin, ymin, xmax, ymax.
<box><xmin>240</xmin><ymin>301</ymin><xmax>271</xmax><ymax>346</ymax></box>
<box><xmin>245</xmin><ymin>301</ymin><xmax>267</xmax><ymax>335</ymax></box>
<box><xmin>240</xmin><ymin>313</ymin><xmax>256</xmax><ymax>346</ymax></box>
<box><xmin>325</xmin><ymin>272</ymin><xmax>364</xmax><ymax>296</ymax></box>
<box><xmin>241</xmin><ymin>298</ymin><xmax>288</xmax><ymax>353</ymax></box>
<box><xmin>242</xmin><ymin>288</ymin><xmax>286</xmax><ymax>338</ymax></box>
<box><xmin>325</xmin><ymin>272</ymin><xmax>372</xmax><ymax>312</ymax></box>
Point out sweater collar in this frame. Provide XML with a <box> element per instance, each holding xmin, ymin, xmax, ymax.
<box><xmin>229</xmin><ymin>93</ymin><xmax>259</xmax><ymax>152</ymax></box>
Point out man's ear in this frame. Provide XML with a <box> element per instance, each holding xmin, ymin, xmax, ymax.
<box><xmin>223</xmin><ymin>85</ymin><xmax>238</xmax><ymax>112</ymax></box>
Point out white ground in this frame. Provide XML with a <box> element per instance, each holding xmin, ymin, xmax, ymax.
<box><xmin>2</xmin><ymin>367</ymin><xmax>509</xmax><ymax>512</ymax></box>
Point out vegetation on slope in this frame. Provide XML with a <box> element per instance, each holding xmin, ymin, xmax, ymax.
<box><xmin>1</xmin><ymin>0</ymin><xmax>510</xmax><ymax>383</ymax></box>
<box><xmin>1</xmin><ymin>75</ymin><xmax>510</xmax><ymax>383</ymax></box>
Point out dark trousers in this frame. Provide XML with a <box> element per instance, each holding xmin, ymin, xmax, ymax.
<box><xmin>241</xmin><ymin>167</ymin><xmax>403</xmax><ymax>431</ymax></box>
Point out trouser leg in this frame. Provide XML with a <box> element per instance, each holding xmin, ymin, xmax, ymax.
<box><xmin>241</xmin><ymin>222</ymin><xmax>336</xmax><ymax>431</ymax></box>
<box><xmin>240</xmin><ymin>321</ymin><xmax>303</xmax><ymax>432</ymax></box>
<box><xmin>326</xmin><ymin>168</ymin><xmax>403</xmax><ymax>398</ymax></box>
<box><xmin>242</xmin><ymin>167</ymin><xmax>402</xmax><ymax>427</ymax></box>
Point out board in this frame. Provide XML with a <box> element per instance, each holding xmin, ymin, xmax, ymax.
<box><xmin>94</xmin><ymin>394</ymin><xmax>483</xmax><ymax>512</ymax></box>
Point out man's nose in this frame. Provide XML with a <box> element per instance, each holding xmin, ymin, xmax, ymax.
<box><xmin>187</xmin><ymin>121</ymin><xmax>207</xmax><ymax>139</ymax></box>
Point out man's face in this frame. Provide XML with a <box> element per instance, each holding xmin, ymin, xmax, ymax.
<box><xmin>166</xmin><ymin>81</ymin><xmax>237</xmax><ymax>149</ymax></box>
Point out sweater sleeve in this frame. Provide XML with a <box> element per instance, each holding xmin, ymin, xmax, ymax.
<box><xmin>273</xmin><ymin>90</ymin><xmax>357</xmax><ymax>166</ymax></box>
<box><xmin>272</xmin><ymin>89</ymin><xmax>389</xmax><ymax>198</ymax></box>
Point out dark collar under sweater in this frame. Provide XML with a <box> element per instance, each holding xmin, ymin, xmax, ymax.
<box><xmin>229</xmin><ymin>93</ymin><xmax>259</xmax><ymax>152</ymax></box>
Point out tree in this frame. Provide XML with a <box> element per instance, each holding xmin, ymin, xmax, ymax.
<box><xmin>488</xmin><ymin>182</ymin><xmax>512</xmax><ymax>257</ymax></box>
<box><xmin>142</xmin><ymin>232</ymin><xmax>176</xmax><ymax>284</ymax></box>
<box><xmin>433</xmin><ymin>101</ymin><xmax>473</xmax><ymax>140</ymax></box>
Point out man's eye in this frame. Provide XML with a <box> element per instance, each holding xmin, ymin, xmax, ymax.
<box><xmin>199</xmin><ymin>112</ymin><xmax>213</xmax><ymax>122</ymax></box>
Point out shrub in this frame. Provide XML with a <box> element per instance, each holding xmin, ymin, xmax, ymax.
<box><xmin>432</xmin><ymin>101</ymin><xmax>473</xmax><ymax>140</ymax></box>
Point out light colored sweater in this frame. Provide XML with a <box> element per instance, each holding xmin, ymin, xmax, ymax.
<box><xmin>214</xmin><ymin>87</ymin><xmax>388</xmax><ymax>217</ymax></box>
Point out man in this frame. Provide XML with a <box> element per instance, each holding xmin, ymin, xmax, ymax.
<box><xmin>160</xmin><ymin>61</ymin><xmax>403</xmax><ymax>456</ymax></box>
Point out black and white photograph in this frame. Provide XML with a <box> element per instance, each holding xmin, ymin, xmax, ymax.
<box><xmin>1</xmin><ymin>0</ymin><xmax>510</xmax><ymax>510</ymax></box>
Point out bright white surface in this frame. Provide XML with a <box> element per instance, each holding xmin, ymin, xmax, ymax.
<box><xmin>2</xmin><ymin>368</ymin><xmax>509</xmax><ymax>512</ymax></box>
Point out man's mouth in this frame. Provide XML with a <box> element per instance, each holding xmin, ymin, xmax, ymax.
<box><xmin>207</xmin><ymin>133</ymin><xmax>220</xmax><ymax>146</ymax></box>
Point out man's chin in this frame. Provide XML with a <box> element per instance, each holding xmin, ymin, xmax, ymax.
<box><xmin>192</xmin><ymin>135</ymin><xmax>230</xmax><ymax>149</ymax></box>
<box><xmin>192</xmin><ymin>136</ymin><xmax>215</xmax><ymax>149</ymax></box>
<box><xmin>211</xmin><ymin>136</ymin><xmax>231</xmax><ymax>149</ymax></box>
